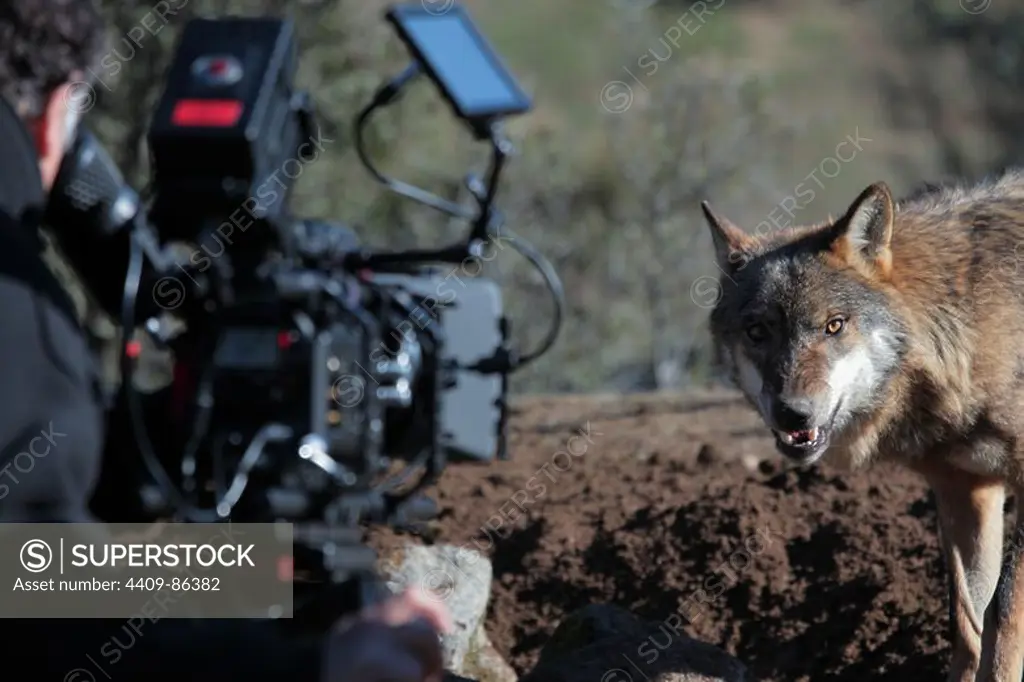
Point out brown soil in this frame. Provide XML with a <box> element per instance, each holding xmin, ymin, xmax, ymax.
<box><xmin>369</xmin><ymin>388</ymin><xmax>952</xmax><ymax>682</ymax></box>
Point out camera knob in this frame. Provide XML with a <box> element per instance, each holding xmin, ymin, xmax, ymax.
<box><xmin>376</xmin><ymin>378</ymin><xmax>412</xmax><ymax>408</ymax></box>
<box><xmin>375</xmin><ymin>350</ymin><xmax>413</xmax><ymax>380</ymax></box>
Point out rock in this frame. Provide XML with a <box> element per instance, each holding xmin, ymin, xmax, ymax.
<box><xmin>380</xmin><ymin>544</ymin><xmax>493</xmax><ymax>672</ymax></box>
<box><xmin>740</xmin><ymin>454</ymin><xmax>762</xmax><ymax>473</ymax></box>
<box><xmin>522</xmin><ymin>604</ymin><xmax>747</xmax><ymax>682</ymax></box>
<box><xmin>461</xmin><ymin>624</ymin><xmax>518</xmax><ymax>682</ymax></box>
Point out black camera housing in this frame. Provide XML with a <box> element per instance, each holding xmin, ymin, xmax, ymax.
<box><xmin>147</xmin><ymin>17</ymin><xmax>313</xmax><ymax>251</ymax></box>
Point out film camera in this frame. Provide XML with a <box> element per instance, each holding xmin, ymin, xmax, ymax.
<box><xmin>43</xmin><ymin>3</ymin><xmax>564</xmax><ymax>619</ymax></box>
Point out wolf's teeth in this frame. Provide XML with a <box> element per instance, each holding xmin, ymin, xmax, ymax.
<box><xmin>779</xmin><ymin>431</ymin><xmax>795</xmax><ymax>445</ymax></box>
<box><xmin>808</xmin><ymin>427</ymin><xmax>819</xmax><ymax>441</ymax></box>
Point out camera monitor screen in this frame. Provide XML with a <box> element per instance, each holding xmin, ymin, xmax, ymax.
<box><xmin>386</xmin><ymin>4</ymin><xmax>532</xmax><ymax>122</ymax></box>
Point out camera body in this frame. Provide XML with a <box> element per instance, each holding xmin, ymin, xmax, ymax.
<box><xmin>45</xmin><ymin>3</ymin><xmax>561</xmax><ymax>613</ymax></box>
<box><xmin>146</xmin><ymin>17</ymin><xmax>307</xmax><ymax>255</ymax></box>
<box><xmin>201</xmin><ymin>262</ymin><xmax>509</xmax><ymax>523</ymax></box>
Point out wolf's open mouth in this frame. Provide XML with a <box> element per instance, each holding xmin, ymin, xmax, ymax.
<box><xmin>769</xmin><ymin>402</ymin><xmax>842</xmax><ymax>464</ymax></box>
<box><xmin>771</xmin><ymin>425</ymin><xmax>832</xmax><ymax>463</ymax></box>
<box><xmin>775</xmin><ymin>427</ymin><xmax>823</xmax><ymax>447</ymax></box>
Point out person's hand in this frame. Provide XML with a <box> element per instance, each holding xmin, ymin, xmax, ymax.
<box><xmin>322</xmin><ymin>587</ymin><xmax>453</xmax><ymax>682</ymax></box>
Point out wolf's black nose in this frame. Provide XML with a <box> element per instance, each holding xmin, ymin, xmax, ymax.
<box><xmin>772</xmin><ymin>401</ymin><xmax>813</xmax><ymax>431</ymax></box>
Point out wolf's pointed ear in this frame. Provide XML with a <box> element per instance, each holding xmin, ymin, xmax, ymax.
<box><xmin>701</xmin><ymin>201</ymin><xmax>752</xmax><ymax>272</ymax></box>
<box><xmin>833</xmin><ymin>182</ymin><xmax>895</xmax><ymax>273</ymax></box>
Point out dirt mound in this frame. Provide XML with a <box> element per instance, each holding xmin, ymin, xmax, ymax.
<box><xmin>369</xmin><ymin>389</ymin><xmax>951</xmax><ymax>681</ymax></box>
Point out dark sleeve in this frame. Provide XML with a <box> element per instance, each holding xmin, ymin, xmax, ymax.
<box><xmin>0</xmin><ymin>211</ymin><xmax>105</xmax><ymax>522</ymax></box>
<box><xmin>13</xmin><ymin>618</ymin><xmax>322</xmax><ymax>681</ymax></box>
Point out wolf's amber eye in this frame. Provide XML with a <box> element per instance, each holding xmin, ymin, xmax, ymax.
<box><xmin>824</xmin><ymin>317</ymin><xmax>846</xmax><ymax>336</ymax></box>
<box><xmin>746</xmin><ymin>323</ymin><xmax>767</xmax><ymax>343</ymax></box>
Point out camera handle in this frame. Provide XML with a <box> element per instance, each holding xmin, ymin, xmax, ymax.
<box><xmin>347</xmin><ymin>63</ymin><xmax>509</xmax><ymax>270</ymax></box>
<box><xmin>345</xmin><ymin>65</ymin><xmax>565</xmax><ymax>369</ymax></box>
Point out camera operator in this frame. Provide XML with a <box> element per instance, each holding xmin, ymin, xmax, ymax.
<box><xmin>0</xmin><ymin>2</ymin><xmax>451</xmax><ymax>680</ymax></box>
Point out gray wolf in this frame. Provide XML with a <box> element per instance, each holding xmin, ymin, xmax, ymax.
<box><xmin>702</xmin><ymin>170</ymin><xmax>1024</xmax><ymax>681</ymax></box>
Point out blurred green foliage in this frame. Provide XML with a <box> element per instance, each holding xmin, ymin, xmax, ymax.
<box><xmin>64</xmin><ymin>0</ymin><xmax>1024</xmax><ymax>395</ymax></box>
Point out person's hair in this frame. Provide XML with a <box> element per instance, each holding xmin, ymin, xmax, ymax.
<box><xmin>0</xmin><ymin>0</ymin><xmax>107</xmax><ymax>119</ymax></box>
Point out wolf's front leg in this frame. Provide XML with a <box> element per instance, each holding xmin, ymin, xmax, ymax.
<box><xmin>978</xmin><ymin>491</ymin><xmax>1024</xmax><ymax>682</ymax></box>
<box><xmin>925</xmin><ymin>466</ymin><xmax>1005</xmax><ymax>682</ymax></box>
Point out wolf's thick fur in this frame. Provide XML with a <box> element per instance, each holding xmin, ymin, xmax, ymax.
<box><xmin>703</xmin><ymin>169</ymin><xmax>1024</xmax><ymax>681</ymax></box>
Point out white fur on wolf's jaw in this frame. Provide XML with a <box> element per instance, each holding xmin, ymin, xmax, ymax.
<box><xmin>824</xmin><ymin>329</ymin><xmax>899</xmax><ymax>419</ymax></box>
<box><xmin>819</xmin><ymin>328</ymin><xmax>903</xmax><ymax>471</ymax></box>
<box><xmin>819</xmin><ymin>344</ymin><xmax>878</xmax><ymax>433</ymax></box>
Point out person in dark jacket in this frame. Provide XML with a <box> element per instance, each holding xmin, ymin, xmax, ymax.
<box><xmin>0</xmin><ymin>2</ymin><xmax>450</xmax><ymax>680</ymax></box>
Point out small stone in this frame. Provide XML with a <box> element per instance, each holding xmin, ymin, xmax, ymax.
<box><xmin>696</xmin><ymin>445</ymin><xmax>719</xmax><ymax>466</ymax></box>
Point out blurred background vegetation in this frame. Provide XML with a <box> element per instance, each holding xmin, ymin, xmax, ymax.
<box><xmin>64</xmin><ymin>0</ymin><xmax>1024</xmax><ymax>395</ymax></box>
